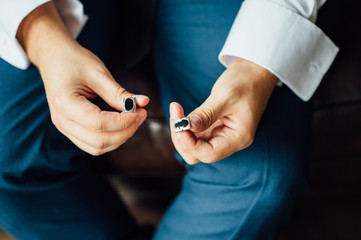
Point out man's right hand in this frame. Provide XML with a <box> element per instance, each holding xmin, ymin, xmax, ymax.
<box><xmin>17</xmin><ymin>2</ymin><xmax>149</xmax><ymax>155</ymax></box>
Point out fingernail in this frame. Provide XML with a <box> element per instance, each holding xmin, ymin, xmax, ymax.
<box><xmin>133</xmin><ymin>95</ymin><xmax>149</xmax><ymax>102</ymax></box>
<box><xmin>189</xmin><ymin>115</ymin><xmax>202</xmax><ymax>129</ymax></box>
<box><xmin>170</xmin><ymin>103</ymin><xmax>176</xmax><ymax>118</ymax></box>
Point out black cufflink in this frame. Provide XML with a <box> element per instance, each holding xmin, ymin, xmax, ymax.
<box><xmin>174</xmin><ymin>117</ymin><xmax>191</xmax><ymax>133</ymax></box>
<box><xmin>123</xmin><ymin>97</ymin><xmax>136</xmax><ymax>112</ymax></box>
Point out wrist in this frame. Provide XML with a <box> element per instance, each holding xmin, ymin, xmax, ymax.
<box><xmin>16</xmin><ymin>1</ymin><xmax>77</xmax><ymax>67</ymax></box>
<box><xmin>229</xmin><ymin>58</ymin><xmax>277</xmax><ymax>89</ymax></box>
<box><xmin>230</xmin><ymin>58</ymin><xmax>277</xmax><ymax>125</ymax></box>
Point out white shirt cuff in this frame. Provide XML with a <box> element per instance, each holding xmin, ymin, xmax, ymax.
<box><xmin>218</xmin><ymin>0</ymin><xmax>339</xmax><ymax>101</ymax></box>
<box><xmin>0</xmin><ymin>0</ymin><xmax>87</xmax><ymax>70</ymax></box>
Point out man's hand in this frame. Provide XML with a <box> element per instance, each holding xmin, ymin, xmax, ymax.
<box><xmin>17</xmin><ymin>2</ymin><xmax>149</xmax><ymax>155</ymax></box>
<box><xmin>169</xmin><ymin>58</ymin><xmax>277</xmax><ymax>165</ymax></box>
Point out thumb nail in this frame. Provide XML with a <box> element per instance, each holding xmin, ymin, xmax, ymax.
<box><xmin>170</xmin><ymin>103</ymin><xmax>176</xmax><ymax>118</ymax></box>
<box><xmin>189</xmin><ymin>115</ymin><xmax>202</xmax><ymax>129</ymax></box>
<box><xmin>133</xmin><ymin>95</ymin><xmax>149</xmax><ymax>102</ymax></box>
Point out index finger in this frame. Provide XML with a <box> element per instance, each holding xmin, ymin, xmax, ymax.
<box><xmin>61</xmin><ymin>93</ymin><xmax>147</xmax><ymax>132</ymax></box>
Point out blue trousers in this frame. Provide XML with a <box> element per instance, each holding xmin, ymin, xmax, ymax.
<box><xmin>0</xmin><ymin>0</ymin><xmax>311</xmax><ymax>239</ymax></box>
<box><xmin>153</xmin><ymin>0</ymin><xmax>311</xmax><ymax>239</ymax></box>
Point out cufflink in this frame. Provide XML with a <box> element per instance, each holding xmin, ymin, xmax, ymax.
<box><xmin>123</xmin><ymin>97</ymin><xmax>136</xmax><ymax>112</ymax></box>
<box><xmin>174</xmin><ymin>117</ymin><xmax>191</xmax><ymax>133</ymax></box>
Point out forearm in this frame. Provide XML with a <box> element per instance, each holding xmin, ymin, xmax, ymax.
<box><xmin>16</xmin><ymin>1</ymin><xmax>77</xmax><ymax>67</ymax></box>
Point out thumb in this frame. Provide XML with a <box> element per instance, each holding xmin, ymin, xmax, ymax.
<box><xmin>188</xmin><ymin>97</ymin><xmax>224</xmax><ymax>133</ymax></box>
<box><xmin>93</xmin><ymin>73</ymin><xmax>149</xmax><ymax>111</ymax></box>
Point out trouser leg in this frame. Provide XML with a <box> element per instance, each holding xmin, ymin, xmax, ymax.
<box><xmin>153</xmin><ymin>0</ymin><xmax>311</xmax><ymax>239</ymax></box>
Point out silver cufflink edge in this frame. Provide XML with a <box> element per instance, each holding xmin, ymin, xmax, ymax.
<box><xmin>174</xmin><ymin>117</ymin><xmax>191</xmax><ymax>133</ymax></box>
<box><xmin>123</xmin><ymin>97</ymin><xmax>136</xmax><ymax>112</ymax></box>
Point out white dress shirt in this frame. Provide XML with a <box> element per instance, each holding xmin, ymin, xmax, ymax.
<box><xmin>0</xmin><ymin>0</ymin><xmax>338</xmax><ymax>101</ymax></box>
<box><xmin>0</xmin><ymin>0</ymin><xmax>86</xmax><ymax>69</ymax></box>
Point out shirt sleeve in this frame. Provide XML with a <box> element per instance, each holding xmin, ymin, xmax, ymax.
<box><xmin>218</xmin><ymin>0</ymin><xmax>339</xmax><ymax>101</ymax></box>
<box><xmin>0</xmin><ymin>0</ymin><xmax>87</xmax><ymax>70</ymax></box>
